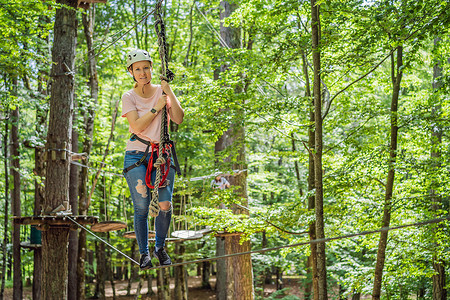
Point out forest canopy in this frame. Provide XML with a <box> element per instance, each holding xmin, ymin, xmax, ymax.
<box><xmin>1</xmin><ymin>0</ymin><xmax>449</xmax><ymax>298</ymax></box>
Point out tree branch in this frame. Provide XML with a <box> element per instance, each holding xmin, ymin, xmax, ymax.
<box><xmin>322</xmin><ymin>47</ymin><xmax>397</xmax><ymax>120</ymax></box>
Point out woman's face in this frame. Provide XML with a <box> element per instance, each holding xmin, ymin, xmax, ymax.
<box><xmin>129</xmin><ymin>60</ymin><xmax>152</xmax><ymax>85</ymax></box>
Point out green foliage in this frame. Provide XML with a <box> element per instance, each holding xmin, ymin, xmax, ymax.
<box><xmin>2</xmin><ymin>0</ymin><xmax>450</xmax><ymax>297</ymax></box>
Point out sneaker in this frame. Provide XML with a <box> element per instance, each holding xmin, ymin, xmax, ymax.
<box><xmin>153</xmin><ymin>247</ymin><xmax>172</xmax><ymax>265</ymax></box>
<box><xmin>139</xmin><ymin>253</ymin><xmax>153</xmax><ymax>270</ymax></box>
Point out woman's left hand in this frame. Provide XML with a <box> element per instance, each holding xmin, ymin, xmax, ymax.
<box><xmin>161</xmin><ymin>80</ymin><xmax>173</xmax><ymax>96</ymax></box>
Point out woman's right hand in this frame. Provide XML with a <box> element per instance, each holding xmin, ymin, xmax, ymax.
<box><xmin>154</xmin><ymin>94</ymin><xmax>168</xmax><ymax>112</ymax></box>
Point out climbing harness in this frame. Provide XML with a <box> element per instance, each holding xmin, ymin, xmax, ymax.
<box><xmin>122</xmin><ymin>134</ymin><xmax>181</xmax><ymax>188</ymax></box>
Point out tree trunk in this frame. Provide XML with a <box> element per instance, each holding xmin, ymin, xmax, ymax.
<box><xmin>301</xmin><ymin>47</ymin><xmax>318</xmax><ymax>300</ymax></box>
<box><xmin>157</xmin><ymin>269</ymin><xmax>170</xmax><ymax>300</ymax></box>
<box><xmin>41</xmin><ymin>0</ymin><xmax>77</xmax><ymax>298</ymax></box>
<box><xmin>11</xmin><ymin>103</ymin><xmax>22</xmax><ymax>300</ymax></box>
<box><xmin>95</xmin><ymin>241</ymin><xmax>106</xmax><ymax>299</ymax></box>
<box><xmin>147</xmin><ymin>273</ymin><xmax>155</xmax><ymax>296</ymax></box>
<box><xmin>372</xmin><ymin>46</ymin><xmax>403</xmax><ymax>300</ymax></box>
<box><xmin>431</xmin><ymin>38</ymin><xmax>446</xmax><ymax>300</ymax></box>
<box><xmin>68</xmin><ymin>103</ymin><xmax>79</xmax><ymax>300</ymax></box>
<box><xmin>275</xmin><ymin>267</ymin><xmax>283</xmax><ymax>290</ymax></box>
<box><xmin>134</xmin><ymin>275</ymin><xmax>143</xmax><ymax>300</ymax></box>
<box><xmin>76</xmin><ymin>228</ymin><xmax>87</xmax><ymax>299</ymax></box>
<box><xmin>108</xmin><ymin>245</ymin><xmax>117</xmax><ymax>299</ymax></box>
<box><xmin>310</xmin><ymin>0</ymin><xmax>327</xmax><ymax>298</ymax></box>
<box><xmin>77</xmin><ymin>6</ymin><xmax>99</xmax><ymax>299</ymax></box>
<box><xmin>201</xmin><ymin>261</ymin><xmax>211</xmax><ymax>289</ymax></box>
<box><xmin>216</xmin><ymin>1</ymin><xmax>254</xmax><ymax>299</ymax></box>
<box><xmin>216</xmin><ymin>236</ymin><xmax>227</xmax><ymax>300</ymax></box>
<box><xmin>0</xmin><ymin>118</ymin><xmax>9</xmax><ymax>300</ymax></box>
<box><xmin>224</xmin><ymin>236</ymin><xmax>235</xmax><ymax>300</ymax></box>
<box><xmin>174</xmin><ymin>242</ymin><xmax>188</xmax><ymax>300</ymax></box>
<box><xmin>126</xmin><ymin>240</ymin><xmax>138</xmax><ymax>296</ymax></box>
<box><xmin>32</xmin><ymin>54</ymin><xmax>49</xmax><ymax>300</ymax></box>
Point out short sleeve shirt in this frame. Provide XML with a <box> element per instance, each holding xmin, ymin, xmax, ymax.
<box><xmin>121</xmin><ymin>86</ymin><xmax>172</xmax><ymax>152</ymax></box>
<box><xmin>210</xmin><ymin>177</ymin><xmax>230</xmax><ymax>189</ymax></box>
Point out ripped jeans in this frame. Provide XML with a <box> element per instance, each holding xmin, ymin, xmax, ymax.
<box><xmin>124</xmin><ymin>150</ymin><xmax>175</xmax><ymax>255</ymax></box>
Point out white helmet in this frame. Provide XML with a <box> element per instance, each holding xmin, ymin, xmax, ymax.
<box><xmin>126</xmin><ymin>49</ymin><xmax>152</xmax><ymax>69</ymax></box>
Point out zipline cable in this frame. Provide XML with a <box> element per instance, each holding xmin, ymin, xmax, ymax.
<box><xmin>144</xmin><ymin>215</ymin><xmax>450</xmax><ymax>271</ymax></box>
<box><xmin>67</xmin><ymin>216</ymin><xmax>140</xmax><ymax>266</ymax></box>
<box><xmin>69</xmin><ymin>214</ymin><xmax>449</xmax><ymax>270</ymax></box>
<box><xmin>194</xmin><ymin>3</ymin><xmax>309</xmax><ymax>143</ymax></box>
<box><xmin>87</xmin><ymin>4</ymin><xmax>160</xmax><ymax>62</ymax></box>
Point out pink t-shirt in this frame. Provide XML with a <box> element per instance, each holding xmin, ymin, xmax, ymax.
<box><xmin>121</xmin><ymin>86</ymin><xmax>172</xmax><ymax>152</ymax></box>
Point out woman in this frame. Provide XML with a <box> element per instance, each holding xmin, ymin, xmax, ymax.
<box><xmin>122</xmin><ymin>49</ymin><xmax>184</xmax><ymax>270</ymax></box>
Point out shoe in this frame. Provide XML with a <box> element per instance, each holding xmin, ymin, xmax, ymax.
<box><xmin>153</xmin><ymin>247</ymin><xmax>172</xmax><ymax>265</ymax></box>
<box><xmin>139</xmin><ymin>253</ymin><xmax>153</xmax><ymax>270</ymax></box>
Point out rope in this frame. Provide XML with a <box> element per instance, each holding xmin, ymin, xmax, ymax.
<box><xmin>67</xmin><ymin>216</ymin><xmax>139</xmax><ymax>266</ymax></box>
<box><xmin>149</xmin><ymin>1</ymin><xmax>175</xmax><ymax>217</ymax></box>
<box><xmin>69</xmin><ymin>210</ymin><xmax>449</xmax><ymax>270</ymax></box>
<box><xmin>194</xmin><ymin>3</ymin><xmax>309</xmax><ymax>143</ymax></box>
<box><xmin>143</xmin><ymin>215</ymin><xmax>450</xmax><ymax>271</ymax></box>
<box><xmin>233</xmin><ymin>203</ymin><xmax>308</xmax><ymax>235</ymax></box>
<box><xmin>86</xmin><ymin>7</ymin><xmax>158</xmax><ymax>63</ymax></box>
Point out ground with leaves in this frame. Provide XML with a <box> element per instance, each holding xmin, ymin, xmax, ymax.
<box><xmin>7</xmin><ymin>275</ymin><xmax>306</xmax><ymax>299</ymax></box>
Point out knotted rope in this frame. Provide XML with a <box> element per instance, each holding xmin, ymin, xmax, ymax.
<box><xmin>149</xmin><ymin>1</ymin><xmax>175</xmax><ymax>217</ymax></box>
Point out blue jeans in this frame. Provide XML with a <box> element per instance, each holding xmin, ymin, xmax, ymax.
<box><xmin>124</xmin><ymin>150</ymin><xmax>175</xmax><ymax>254</ymax></box>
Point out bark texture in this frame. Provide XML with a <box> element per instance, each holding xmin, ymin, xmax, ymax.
<box><xmin>174</xmin><ymin>243</ymin><xmax>188</xmax><ymax>300</ymax></box>
<box><xmin>41</xmin><ymin>0</ymin><xmax>77</xmax><ymax>298</ymax></box>
<box><xmin>68</xmin><ymin>99</ymin><xmax>79</xmax><ymax>300</ymax></box>
<box><xmin>157</xmin><ymin>269</ymin><xmax>170</xmax><ymax>299</ymax></box>
<box><xmin>215</xmin><ymin>1</ymin><xmax>254</xmax><ymax>299</ymax></box>
<box><xmin>33</xmin><ymin>62</ymin><xmax>48</xmax><ymax>300</ymax></box>
<box><xmin>11</xmin><ymin>106</ymin><xmax>22</xmax><ymax>300</ymax></box>
<box><xmin>77</xmin><ymin>6</ymin><xmax>99</xmax><ymax>299</ymax></box>
<box><xmin>310</xmin><ymin>0</ymin><xmax>327</xmax><ymax>298</ymax></box>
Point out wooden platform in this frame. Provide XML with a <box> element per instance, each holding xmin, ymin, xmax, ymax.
<box><xmin>91</xmin><ymin>221</ymin><xmax>127</xmax><ymax>232</ymax></box>
<box><xmin>123</xmin><ymin>230</ymin><xmax>156</xmax><ymax>239</ymax></box>
<box><xmin>13</xmin><ymin>215</ymin><xmax>98</xmax><ymax>230</ymax></box>
<box><xmin>148</xmin><ymin>237</ymin><xmax>183</xmax><ymax>243</ymax></box>
<box><xmin>20</xmin><ymin>242</ymin><xmax>42</xmax><ymax>249</ymax></box>
<box><xmin>171</xmin><ymin>230</ymin><xmax>203</xmax><ymax>240</ymax></box>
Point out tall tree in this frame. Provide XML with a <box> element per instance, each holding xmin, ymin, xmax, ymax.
<box><xmin>430</xmin><ymin>37</ymin><xmax>446</xmax><ymax>300</ymax></box>
<box><xmin>10</xmin><ymin>86</ymin><xmax>22</xmax><ymax>300</ymax></box>
<box><xmin>68</xmin><ymin>105</ymin><xmax>79</xmax><ymax>300</ymax></box>
<box><xmin>310</xmin><ymin>0</ymin><xmax>327</xmax><ymax>298</ymax></box>
<box><xmin>302</xmin><ymin>48</ymin><xmax>318</xmax><ymax>299</ymax></box>
<box><xmin>41</xmin><ymin>0</ymin><xmax>77</xmax><ymax>298</ymax></box>
<box><xmin>33</xmin><ymin>69</ymin><xmax>48</xmax><ymax>300</ymax></box>
<box><xmin>0</xmin><ymin>113</ymin><xmax>9</xmax><ymax>300</ymax></box>
<box><xmin>215</xmin><ymin>1</ymin><xmax>254</xmax><ymax>299</ymax></box>
<box><xmin>372</xmin><ymin>46</ymin><xmax>403</xmax><ymax>300</ymax></box>
<box><xmin>32</xmin><ymin>12</ymin><xmax>51</xmax><ymax>299</ymax></box>
<box><xmin>77</xmin><ymin>4</ymin><xmax>99</xmax><ymax>299</ymax></box>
